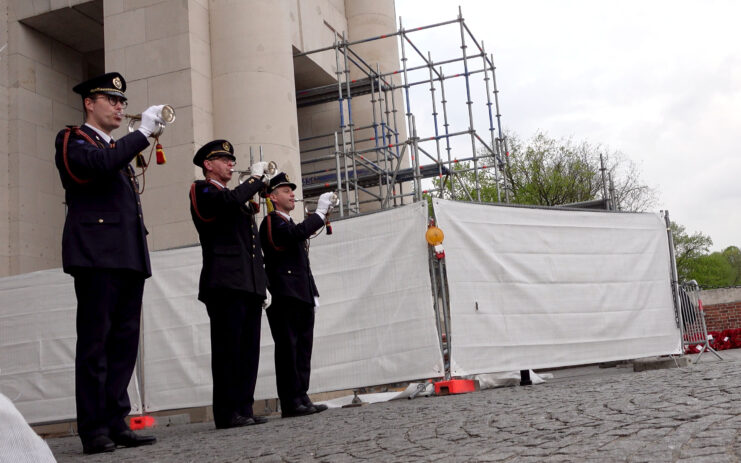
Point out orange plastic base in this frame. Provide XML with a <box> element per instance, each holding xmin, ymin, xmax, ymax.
<box><xmin>434</xmin><ymin>379</ymin><xmax>477</xmax><ymax>395</ymax></box>
<box><xmin>129</xmin><ymin>415</ymin><xmax>156</xmax><ymax>430</ymax></box>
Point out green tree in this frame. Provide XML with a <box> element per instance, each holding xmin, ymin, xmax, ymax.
<box><xmin>722</xmin><ymin>245</ymin><xmax>741</xmax><ymax>285</ymax></box>
<box><xmin>435</xmin><ymin>131</ymin><xmax>656</xmax><ymax>211</ymax></box>
<box><xmin>670</xmin><ymin>221</ymin><xmax>713</xmax><ymax>282</ymax></box>
<box><xmin>687</xmin><ymin>252</ymin><xmax>736</xmax><ymax>287</ymax></box>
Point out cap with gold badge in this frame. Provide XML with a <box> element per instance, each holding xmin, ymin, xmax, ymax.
<box><xmin>266</xmin><ymin>172</ymin><xmax>296</xmax><ymax>194</ymax></box>
<box><xmin>72</xmin><ymin>72</ymin><xmax>127</xmax><ymax>99</ymax></box>
<box><xmin>193</xmin><ymin>139</ymin><xmax>237</xmax><ymax>167</ymax></box>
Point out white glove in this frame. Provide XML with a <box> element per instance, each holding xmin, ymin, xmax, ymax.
<box><xmin>250</xmin><ymin>161</ymin><xmax>269</xmax><ymax>178</ymax></box>
<box><xmin>262</xmin><ymin>289</ymin><xmax>272</xmax><ymax>310</ymax></box>
<box><xmin>315</xmin><ymin>192</ymin><xmax>334</xmax><ymax>216</ymax></box>
<box><xmin>138</xmin><ymin>105</ymin><xmax>165</xmax><ymax>137</ymax></box>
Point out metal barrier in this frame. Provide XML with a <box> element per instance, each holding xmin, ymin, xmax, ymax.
<box><xmin>680</xmin><ymin>281</ymin><xmax>722</xmax><ymax>363</ymax></box>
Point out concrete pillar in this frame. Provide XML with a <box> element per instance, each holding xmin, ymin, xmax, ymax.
<box><xmin>344</xmin><ymin>0</ymin><xmax>399</xmax><ymax>78</ymax></box>
<box><xmin>210</xmin><ymin>0</ymin><xmax>303</xmax><ymax>217</ymax></box>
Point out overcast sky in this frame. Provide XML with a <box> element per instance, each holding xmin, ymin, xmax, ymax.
<box><xmin>394</xmin><ymin>0</ymin><xmax>740</xmax><ymax>251</ymax></box>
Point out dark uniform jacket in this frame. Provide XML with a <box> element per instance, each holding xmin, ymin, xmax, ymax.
<box><xmin>259</xmin><ymin>212</ymin><xmax>325</xmax><ymax>305</ymax></box>
<box><xmin>54</xmin><ymin>125</ymin><xmax>151</xmax><ymax>276</ymax></box>
<box><xmin>190</xmin><ymin>177</ymin><xmax>267</xmax><ymax>302</ymax></box>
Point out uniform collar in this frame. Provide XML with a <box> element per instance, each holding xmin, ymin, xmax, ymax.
<box><xmin>206</xmin><ymin>178</ymin><xmax>226</xmax><ymax>189</ymax></box>
<box><xmin>84</xmin><ymin>123</ymin><xmax>113</xmax><ymax>144</ymax></box>
<box><xmin>275</xmin><ymin>210</ymin><xmax>291</xmax><ymax>221</ymax></box>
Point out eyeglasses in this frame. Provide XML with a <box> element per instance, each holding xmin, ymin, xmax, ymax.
<box><xmin>209</xmin><ymin>156</ymin><xmax>236</xmax><ymax>166</ymax></box>
<box><xmin>94</xmin><ymin>94</ymin><xmax>128</xmax><ymax>108</ymax></box>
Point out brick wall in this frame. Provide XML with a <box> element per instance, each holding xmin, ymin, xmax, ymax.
<box><xmin>699</xmin><ymin>287</ymin><xmax>741</xmax><ymax>332</ymax></box>
<box><xmin>703</xmin><ymin>301</ymin><xmax>741</xmax><ymax>332</ymax></box>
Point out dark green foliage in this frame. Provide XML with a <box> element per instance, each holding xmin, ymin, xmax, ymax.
<box><xmin>434</xmin><ymin>131</ymin><xmax>656</xmax><ymax>211</ymax></box>
<box><xmin>671</xmin><ymin>223</ymin><xmax>739</xmax><ymax>288</ymax></box>
<box><xmin>687</xmin><ymin>253</ymin><xmax>736</xmax><ymax>287</ymax></box>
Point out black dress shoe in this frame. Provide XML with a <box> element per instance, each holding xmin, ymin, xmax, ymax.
<box><xmin>248</xmin><ymin>415</ymin><xmax>269</xmax><ymax>425</ymax></box>
<box><xmin>215</xmin><ymin>415</ymin><xmax>259</xmax><ymax>429</ymax></box>
<box><xmin>111</xmin><ymin>429</ymin><xmax>157</xmax><ymax>447</ymax></box>
<box><xmin>281</xmin><ymin>404</ymin><xmax>318</xmax><ymax>418</ymax></box>
<box><xmin>82</xmin><ymin>435</ymin><xmax>116</xmax><ymax>454</ymax></box>
<box><xmin>302</xmin><ymin>398</ymin><xmax>328</xmax><ymax>413</ymax></box>
<box><xmin>311</xmin><ymin>403</ymin><xmax>329</xmax><ymax>413</ymax></box>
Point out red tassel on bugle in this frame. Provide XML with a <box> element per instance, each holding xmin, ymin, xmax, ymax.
<box><xmin>156</xmin><ymin>143</ymin><xmax>166</xmax><ymax>165</ymax></box>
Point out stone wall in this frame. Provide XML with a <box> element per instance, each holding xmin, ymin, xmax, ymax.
<box><xmin>0</xmin><ymin>0</ymin><xmax>9</xmax><ymax>275</ymax></box>
<box><xmin>4</xmin><ymin>2</ymin><xmax>87</xmax><ymax>275</ymax></box>
<box><xmin>0</xmin><ymin>0</ymin><xmax>399</xmax><ymax>275</ymax></box>
<box><xmin>700</xmin><ymin>287</ymin><xmax>741</xmax><ymax>332</ymax></box>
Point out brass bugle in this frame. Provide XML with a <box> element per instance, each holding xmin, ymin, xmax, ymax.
<box><xmin>125</xmin><ymin>104</ymin><xmax>176</xmax><ymax>138</ymax></box>
<box><xmin>302</xmin><ymin>192</ymin><xmax>340</xmax><ymax>209</ymax></box>
<box><xmin>232</xmin><ymin>161</ymin><xmax>277</xmax><ymax>184</ymax></box>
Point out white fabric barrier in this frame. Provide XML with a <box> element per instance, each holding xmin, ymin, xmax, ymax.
<box><xmin>296</xmin><ymin>201</ymin><xmax>443</xmax><ymax>392</ymax></box>
<box><xmin>0</xmin><ymin>269</ymin><xmax>142</xmax><ymax>424</ymax></box>
<box><xmin>0</xmin><ymin>202</ymin><xmax>442</xmax><ymax>421</ymax></box>
<box><xmin>0</xmin><ymin>392</ymin><xmax>56</xmax><ymax>462</ymax></box>
<box><xmin>138</xmin><ymin>247</ymin><xmax>212</xmax><ymax>412</ymax></box>
<box><xmin>433</xmin><ymin>198</ymin><xmax>681</xmax><ymax>375</ymax></box>
<box><xmin>140</xmin><ymin>201</ymin><xmax>444</xmax><ymax>411</ymax></box>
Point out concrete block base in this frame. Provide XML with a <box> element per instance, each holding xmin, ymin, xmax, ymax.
<box><xmin>633</xmin><ymin>356</ymin><xmax>691</xmax><ymax>372</ymax></box>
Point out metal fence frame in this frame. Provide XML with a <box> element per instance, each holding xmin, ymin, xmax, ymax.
<box><xmin>679</xmin><ymin>281</ymin><xmax>723</xmax><ymax>363</ymax></box>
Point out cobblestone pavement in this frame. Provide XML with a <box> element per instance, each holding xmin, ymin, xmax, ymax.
<box><xmin>47</xmin><ymin>352</ymin><xmax>741</xmax><ymax>462</ymax></box>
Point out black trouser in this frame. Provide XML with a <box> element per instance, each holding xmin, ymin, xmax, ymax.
<box><xmin>204</xmin><ymin>290</ymin><xmax>263</xmax><ymax>427</ymax></box>
<box><xmin>266</xmin><ymin>296</ymin><xmax>315</xmax><ymax>410</ymax></box>
<box><xmin>73</xmin><ymin>268</ymin><xmax>145</xmax><ymax>441</ymax></box>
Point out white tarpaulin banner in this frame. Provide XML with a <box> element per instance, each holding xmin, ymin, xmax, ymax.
<box><xmin>433</xmin><ymin>198</ymin><xmax>681</xmax><ymax>375</ymax></box>
<box><xmin>0</xmin><ymin>269</ymin><xmax>142</xmax><ymax>424</ymax></box>
<box><xmin>140</xmin><ymin>201</ymin><xmax>443</xmax><ymax>411</ymax></box>
<box><xmin>290</xmin><ymin>201</ymin><xmax>443</xmax><ymax>393</ymax></box>
<box><xmin>0</xmin><ymin>202</ymin><xmax>441</xmax><ymax>421</ymax></box>
<box><xmin>138</xmin><ymin>246</ymin><xmax>213</xmax><ymax>412</ymax></box>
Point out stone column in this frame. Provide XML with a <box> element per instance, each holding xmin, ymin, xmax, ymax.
<box><xmin>344</xmin><ymin>0</ymin><xmax>399</xmax><ymax>79</ymax></box>
<box><xmin>210</xmin><ymin>0</ymin><xmax>303</xmax><ymax>216</ymax></box>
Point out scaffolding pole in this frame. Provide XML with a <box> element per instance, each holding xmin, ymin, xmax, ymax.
<box><xmin>481</xmin><ymin>41</ymin><xmax>501</xmax><ymax>202</ymax></box>
<box><xmin>295</xmin><ymin>9</ymin><xmax>507</xmax><ymax>216</ymax></box>
<box><xmin>458</xmin><ymin>7</ymin><xmax>480</xmax><ymax>202</ymax></box>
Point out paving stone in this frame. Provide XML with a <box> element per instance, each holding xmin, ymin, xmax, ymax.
<box><xmin>628</xmin><ymin>450</ymin><xmax>675</xmax><ymax>463</ymax></box>
<box><xmin>45</xmin><ymin>352</ymin><xmax>741</xmax><ymax>462</ymax></box>
<box><xmin>679</xmin><ymin>446</ymin><xmax>731</xmax><ymax>458</ymax></box>
<box><xmin>676</xmin><ymin>456</ymin><xmax>737</xmax><ymax>463</ymax></box>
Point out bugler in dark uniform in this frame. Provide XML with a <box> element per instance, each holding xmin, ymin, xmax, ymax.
<box><xmin>189</xmin><ymin>139</ymin><xmax>270</xmax><ymax>429</ymax></box>
<box><xmin>54</xmin><ymin>72</ymin><xmax>162</xmax><ymax>454</ymax></box>
<box><xmin>259</xmin><ymin>174</ymin><xmax>335</xmax><ymax>418</ymax></box>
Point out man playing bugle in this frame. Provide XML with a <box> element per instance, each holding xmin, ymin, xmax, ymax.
<box><xmin>260</xmin><ymin>174</ymin><xmax>335</xmax><ymax>418</ymax></box>
<box><xmin>189</xmin><ymin>140</ymin><xmax>271</xmax><ymax>429</ymax></box>
<box><xmin>54</xmin><ymin>72</ymin><xmax>164</xmax><ymax>454</ymax></box>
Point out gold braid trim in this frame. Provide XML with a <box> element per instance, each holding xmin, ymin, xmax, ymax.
<box><xmin>89</xmin><ymin>87</ymin><xmax>125</xmax><ymax>94</ymax></box>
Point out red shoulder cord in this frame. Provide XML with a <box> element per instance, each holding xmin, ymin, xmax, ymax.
<box><xmin>189</xmin><ymin>179</ymin><xmax>223</xmax><ymax>223</ymax></box>
<box><xmin>267</xmin><ymin>212</ymin><xmax>288</xmax><ymax>251</ymax></box>
<box><xmin>62</xmin><ymin>127</ymin><xmax>98</xmax><ymax>184</ymax></box>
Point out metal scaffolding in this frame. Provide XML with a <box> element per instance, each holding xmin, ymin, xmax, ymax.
<box><xmin>294</xmin><ymin>7</ymin><xmax>508</xmax><ymax>217</ymax></box>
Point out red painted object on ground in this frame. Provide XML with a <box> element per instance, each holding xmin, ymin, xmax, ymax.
<box><xmin>129</xmin><ymin>415</ymin><xmax>156</xmax><ymax>430</ymax></box>
<box><xmin>434</xmin><ymin>379</ymin><xmax>477</xmax><ymax>395</ymax></box>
